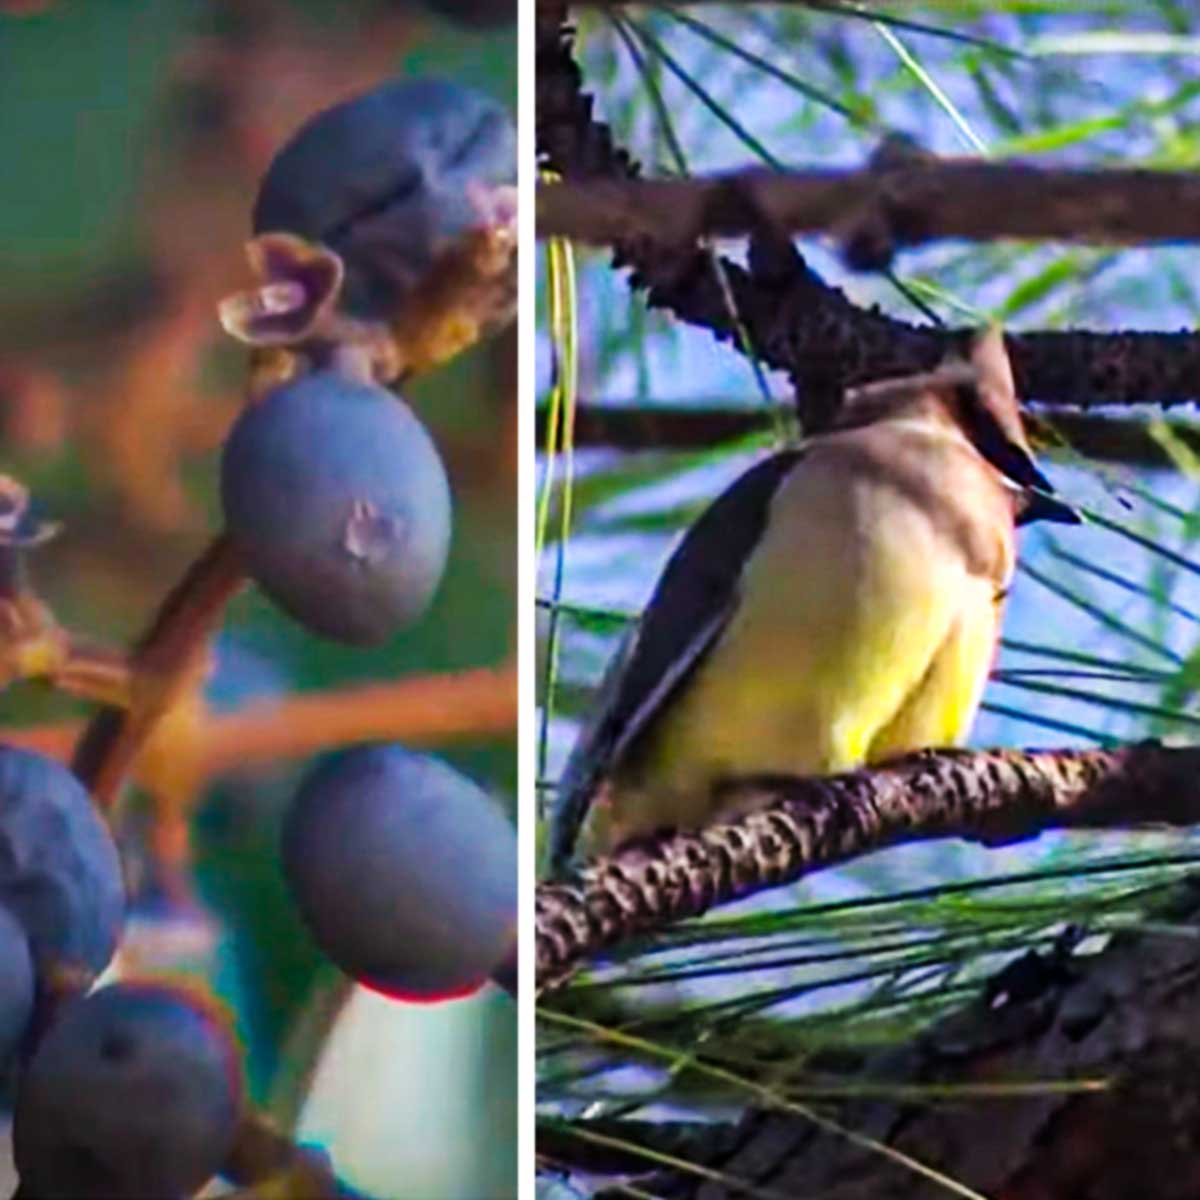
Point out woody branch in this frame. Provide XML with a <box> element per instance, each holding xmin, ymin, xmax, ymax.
<box><xmin>536</xmin><ymin>14</ymin><xmax>1200</xmax><ymax>414</ymax></box>
<box><xmin>535</xmin><ymin>741</ymin><xmax>1200</xmax><ymax>990</ymax></box>
<box><xmin>534</xmin><ymin>404</ymin><xmax>1200</xmax><ymax>464</ymax></box>
<box><xmin>538</xmin><ymin>157</ymin><xmax>1200</xmax><ymax>252</ymax></box>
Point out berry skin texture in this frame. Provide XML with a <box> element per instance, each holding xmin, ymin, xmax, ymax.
<box><xmin>282</xmin><ymin>745</ymin><xmax>517</xmax><ymax>1001</ymax></box>
<box><xmin>13</xmin><ymin>982</ymin><xmax>244</xmax><ymax>1200</ymax></box>
<box><xmin>0</xmin><ymin>744</ymin><xmax>125</xmax><ymax>977</ymax></box>
<box><xmin>221</xmin><ymin>369</ymin><xmax>452</xmax><ymax>646</ymax></box>
<box><xmin>0</xmin><ymin>902</ymin><xmax>33</xmax><ymax>1068</ymax></box>
<box><xmin>252</xmin><ymin>76</ymin><xmax>516</xmax><ymax>320</ymax></box>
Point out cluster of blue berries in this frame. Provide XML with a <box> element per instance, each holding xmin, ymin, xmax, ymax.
<box><xmin>223</xmin><ymin>76</ymin><xmax>515</xmax><ymax>647</ymax></box>
<box><xmin>2</xmin><ymin>74</ymin><xmax>516</xmax><ymax>1197</ymax></box>
<box><xmin>0</xmin><ymin>745</ymin><xmax>244</xmax><ymax>1196</ymax></box>
<box><xmin>0</xmin><ymin>737</ymin><xmax>516</xmax><ymax>1193</ymax></box>
<box><xmin>221</xmin><ymin>74</ymin><xmax>519</xmax><ymax>990</ymax></box>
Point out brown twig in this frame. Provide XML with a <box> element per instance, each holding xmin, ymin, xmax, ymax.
<box><xmin>536</xmin><ymin>742</ymin><xmax>1200</xmax><ymax>991</ymax></box>
<box><xmin>203</xmin><ymin>662</ymin><xmax>517</xmax><ymax>772</ymax></box>
<box><xmin>7</xmin><ymin>663</ymin><xmax>517</xmax><ymax>768</ymax></box>
<box><xmin>50</xmin><ymin>638</ymin><xmax>132</xmax><ymax>707</ymax></box>
<box><xmin>71</xmin><ymin>532</ymin><xmax>245</xmax><ymax>808</ymax></box>
<box><xmin>223</xmin><ymin>1111</ymin><xmax>368</xmax><ymax>1199</ymax></box>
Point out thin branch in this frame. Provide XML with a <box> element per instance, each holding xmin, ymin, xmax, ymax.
<box><xmin>534</xmin><ymin>402</ymin><xmax>1200</xmax><ymax>465</ymax></box>
<box><xmin>539</xmin><ymin>1118</ymin><xmax>745</xmax><ymax>1179</ymax></box>
<box><xmin>535</xmin><ymin>742</ymin><xmax>1200</xmax><ymax>990</ymax></box>
<box><xmin>50</xmin><ymin>638</ymin><xmax>131</xmax><ymax>707</ymax></box>
<box><xmin>71</xmin><ymin>533</ymin><xmax>246</xmax><ymax>808</ymax></box>
<box><xmin>223</xmin><ymin>1111</ymin><xmax>368</xmax><ymax>1199</ymax></box>
<box><xmin>4</xmin><ymin>663</ymin><xmax>517</xmax><ymax>767</ymax></box>
<box><xmin>203</xmin><ymin>662</ymin><xmax>517</xmax><ymax>772</ymax></box>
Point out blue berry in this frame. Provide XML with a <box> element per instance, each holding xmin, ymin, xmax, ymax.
<box><xmin>13</xmin><ymin>982</ymin><xmax>244</xmax><ymax>1199</ymax></box>
<box><xmin>282</xmin><ymin>745</ymin><xmax>517</xmax><ymax>1001</ymax></box>
<box><xmin>0</xmin><ymin>902</ymin><xmax>33</xmax><ymax>1069</ymax></box>
<box><xmin>252</xmin><ymin>77</ymin><xmax>515</xmax><ymax>320</ymax></box>
<box><xmin>221</xmin><ymin>369</ymin><xmax>452</xmax><ymax>645</ymax></box>
<box><xmin>0</xmin><ymin>744</ymin><xmax>124</xmax><ymax>977</ymax></box>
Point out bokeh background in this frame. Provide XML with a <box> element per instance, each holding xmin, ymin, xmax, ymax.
<box><xmin>536</xmin><ymin>3</ymin><xmax>1200</xmax><ymax>1191</ymax></box>
<box><xmin>0</xmin><ymin>2</ymin><xmax>516</xmax><ymax>1197</ymax></box>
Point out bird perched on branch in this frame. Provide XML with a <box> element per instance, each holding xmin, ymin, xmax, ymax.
<box><xmin>549</xmin><ymin>327</ymin><xmax>1080</xmax><ymax>872</ymax></box>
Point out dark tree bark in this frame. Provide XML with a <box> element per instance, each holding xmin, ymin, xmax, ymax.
<box><xmin>552</xmin><ymin>881</ymin><xmax>1200</xmax><ymax>1200</ymax></box>
<box><xmin>540</xmin><ymin>158</ymin><xmax>1200</xmax><ymax>252</ymax></box>
<box><xmin>534</xmin><ymin>404</ymin><xmax>1200</xmax><ymax>466</ymax></box>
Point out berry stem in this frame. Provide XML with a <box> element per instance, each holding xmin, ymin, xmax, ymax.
<box><xmin>205</xmin><ymin>662</ymin><xmax>517</xmax><ymax>771</ymax></box>
<box><xmin>224</xmin><ymin>1112</ymin><xmax>370</xmax><ymax>1198</ymax></box>
<box><xmin>51</xmin><ymin>638</ymin><xmax>131</xmax><ymax>707</ymax></box>
<box><xmin>12</xmin><ymin>662</ymin><xmax>517</xmax><ymax>771</ymax></box>
<box><xmin>71</xmin><ymin>532</ymin><xmax>246</xmax><ymax>809</ymax></box>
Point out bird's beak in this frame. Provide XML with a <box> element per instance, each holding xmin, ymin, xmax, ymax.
<box><xmin>955</xmin><ymin>383</ymin><xmax>1052</xmax><ymax>490</ymax></box>
<box><xmin>953</xmin><ymin>384</ymin><xmax>1081</xmax><ymax>526</ymax></box>
<box><xmin>1018</xmin><ymin>489</ymin><xmax>1083</xmax><ymax>527</ymax></box>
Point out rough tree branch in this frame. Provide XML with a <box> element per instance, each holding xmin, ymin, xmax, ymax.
<box><xmin>535</xmin><ymin>742</ymin><xmax>1200</xmax><ymax>991</ymax></box>
<box><xmin>538</xmin><ymin>157</ymin><xmax>1200</xmax><ymax>252</ymax></box>
<box><xmin>536</xmin><ymin>11</ymin><xmax>1200</xmax><ymax>416</ymax></box>
<box><xmin>534</xmin><ymin>403</ymin><xmax>1200</xmax><ymax>465</ymax></box>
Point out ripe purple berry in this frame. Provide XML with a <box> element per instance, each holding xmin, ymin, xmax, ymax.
<box><xmin>0</xmin><ymin>902</ymin><xmax>33</xmax><ymax>1068</ymax></box>
<box><xmin>221</xmin><ymin>369</ymin><xmax>452</xmax><ymax>645</ymax></box>
<box><xmin>0</xmin><ymin>744</ymin><xmax>124</xmax><ymax>977</ymax></box>
<box><xmin>252</xmin><ymin>76</ymin><xmax>515</xmax><ymax>320</ymax></box>
<box><xmin>13</xmin><ymin>982</ymin><xmax>244</xmax><ymax>1200</ymax></box>
<box><xmin>282</xmin><ymin>745</ymin><xmax>517</xmax><ymax>1001</ymax></box>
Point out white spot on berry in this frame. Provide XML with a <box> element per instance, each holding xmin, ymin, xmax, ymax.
<box><xmin>342</xmin><ymin>500</ymin><xmax>402</xmax><ymax>566</ymax></box>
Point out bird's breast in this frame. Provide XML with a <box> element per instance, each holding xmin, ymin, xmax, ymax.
<box><xmin>607</xmin><ymin>425</ymin><xmax>1015</xmax><ymax>843</ymax></box>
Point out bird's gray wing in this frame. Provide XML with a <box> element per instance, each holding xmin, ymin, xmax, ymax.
<box><xmin>548</xmin><ymin>449</ymin><xmax>804</xmax><ymax>871</ymax></box>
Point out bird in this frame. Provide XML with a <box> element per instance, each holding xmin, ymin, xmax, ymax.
<box><xmin>548</xmin><ymin>326</ymin><xmax>1079</xmax><ymax>873</ymax></box>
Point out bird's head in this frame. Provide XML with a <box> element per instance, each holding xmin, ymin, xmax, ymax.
<box><xmin>948</xmin><ymin>326</ymin><xmax>1080</xmax><ymax>526</ymax></box>
<box><xmin>839</xmin><ymin>326</ymin><xmax>1080</xmax><ymax>527</ymax></box>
